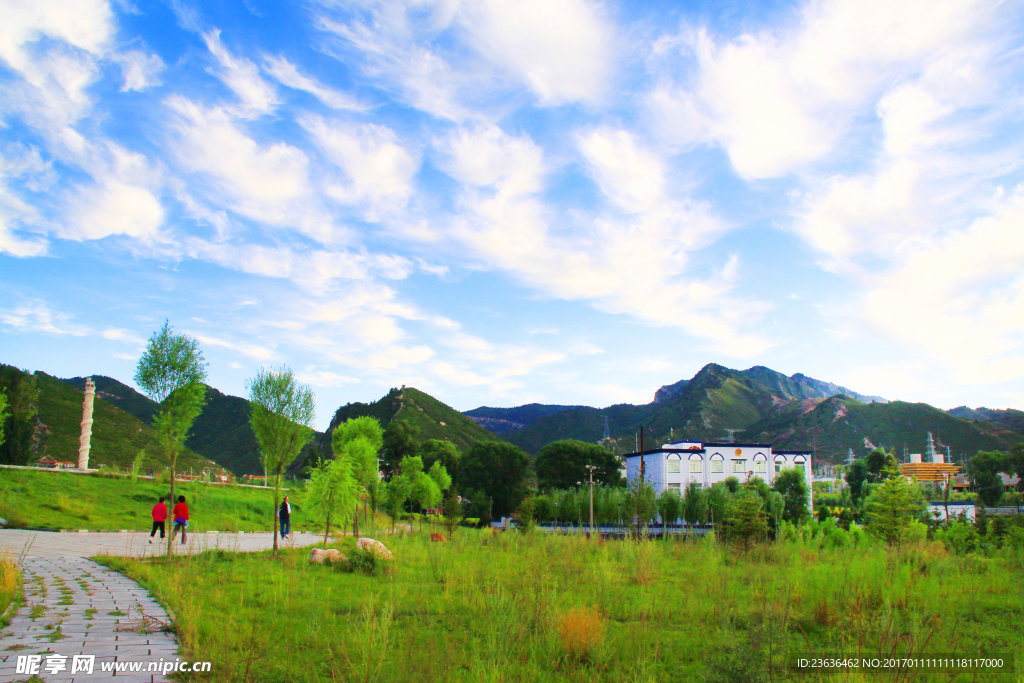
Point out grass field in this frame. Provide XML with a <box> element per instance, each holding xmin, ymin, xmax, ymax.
<box><xmin>0</xmin><ymin>469</ymin><xmax>317</xmax><ymax>533</ymax></box>
<box><xmin>96</xmin><ymin>529</ymin><xmax>1024</xmax><ymax>683</ymax></box>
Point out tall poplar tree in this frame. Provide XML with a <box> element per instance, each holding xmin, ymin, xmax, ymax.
<box><xmin>247</xmin><ymin>367</ymin><xmax>315</xmax><ymax>553</ymax></box>
<box><xmin>135</xmin><ymin>321</ymin><xmax>208</xmax><ymax>556</ymax></box>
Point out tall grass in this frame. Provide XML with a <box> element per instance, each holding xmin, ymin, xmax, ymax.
<box><xmin>95</xmin><ymin>529</ymin><xmax>1024</xmax><ymax>683</ymax></box>
<box><xmin>0</xmin><ymin>554</ymin><xmax>21</xmax><ymax>628</ymax></box>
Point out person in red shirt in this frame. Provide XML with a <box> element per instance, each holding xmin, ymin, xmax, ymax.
<box><xmin>171</xmin><ymin>495</ymin><xmax>189</xmax><ymax>545</ymax></box>
<box><xmin>149</xmin><ymin>497</ymin><xmax>167</xmax><ymax>544</ymax></box>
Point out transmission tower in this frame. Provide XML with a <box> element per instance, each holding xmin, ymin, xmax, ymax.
<box><xmin>601</xmin><ymin>415</ymin><xmax>611</xmax><ymax>441</ymax></box>
<box><xmin>721</xmin><ymin>428</ymin><xmax>744</xmax><ymax>444</ymax></box>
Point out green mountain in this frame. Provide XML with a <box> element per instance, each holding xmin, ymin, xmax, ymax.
<box><xmin>20</xmin><ymin>368</ymin><xmax>217</xmax><ymax>474</ymax></box>
<box><xmin>496</xmin><ymin>363</ymin><xmax>1023</xmax><ymax>462</ymax></box>
<box><xmin>949</xmin><ymin>406</ymin><xmax>1024</xmax><ymax>435</ymax></box>
<box><xmin>318</xmin><ymin>386</ymin><xmax>499</xmax><ymax>457</ymax></box>
<box><xmin>747</xmin><ymin>395</ymin><xmax>1022</xmax><ymax>463</ymax></box>
<box><xmin>63</xmin><ymin>376</ymin><xmax>265</xmax><ymax>476</ymax></box>
<box><xmin>463</xmin><ymin>403</ymin><xmax>583</xmax><ymax>436</ymax></box>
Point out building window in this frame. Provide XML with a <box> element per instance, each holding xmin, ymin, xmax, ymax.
<box><xmin>733</xmin><ymin>460</ymin><xmax>746</xmax><ymax>473</ymax></box>
<box><xmin>775</xmin><ymin>463</ymin><xmax>782</xmax><ymax>474</ymax></box>
<box><xmin>667</xmin><ymin>460</ymin><xmax>681</xmax><ymax>473</ymax></box>
<box><xmin>668</xmin><ymin>482</ymin><xmax>681</xmax><ymax>491</ymax></box>
<box><xmin>711</xmin><ymin>460</ymin><xmax>723</xmax><ymax>473</ymax></box>
<box><xmin>689</xmin><ymin>461</ymin><xmax>702</xmax><ymax>473</ymax></box>
<box><xmin>755</xmin><ymin>461</ymin><xmax>766</xmax><ymax>473</ymax></box>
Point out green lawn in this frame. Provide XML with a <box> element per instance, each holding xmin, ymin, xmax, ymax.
<box><xmin>96</xmin><ymin>530</ymin><xmax>1024</xmax><ymax>683</ymax></box>
<box><xmin>0</xmin><ymin>469</ymin><xmax>314</xmax><ymax>533</ymax></box>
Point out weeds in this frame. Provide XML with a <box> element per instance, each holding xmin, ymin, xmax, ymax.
<box><xmin>554</xmin><ymin>606</ymin><xmax>605</xmax><ymax>663</ymax></box>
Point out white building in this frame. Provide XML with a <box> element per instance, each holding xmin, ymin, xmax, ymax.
<box><xmin>624</xmin><ymin>441</ymin><xmax>813</xmax><ymax>504</ymax></box>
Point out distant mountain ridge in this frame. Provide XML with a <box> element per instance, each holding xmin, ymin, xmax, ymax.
<box><xmin>466</xmin><ymin>363</ymin><xmax>1022</xmax><ymax>462</ymax></box>
<box><xmin>653</xmin><ymin>366</ymin><xmax>887</xmax><ymax>405</ymax></box>
<box><xmin>463</xmin><ymin>403</ymin><xmax>585</xmax><ymax>436</ymax></box>
<box><xmin>317</xmin><ymin>386</ymin><xmax>499</xmax><ymax>456</ymax></box>
<box><xmin>948</xmin><ymin>406</ymin><xmax>1024</xmax><ymax>435</ymax></box>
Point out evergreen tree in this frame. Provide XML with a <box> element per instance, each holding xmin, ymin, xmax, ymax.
<box><xmin>865</xmin><ymin>475</ymin><xmax>925</xmax><ymax>545</ymax></box>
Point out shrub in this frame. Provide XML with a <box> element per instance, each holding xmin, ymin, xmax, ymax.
<box><xmin>554</xmin><ymin>606</ymin><xmax>605</xmax><ymax>662</ymax></box>
<box><xmin>346</xmin><ymin>547</ymin><xmax>392</xmax><ymax>577</ymax></box>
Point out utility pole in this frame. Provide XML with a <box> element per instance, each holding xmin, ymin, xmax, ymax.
<box><xmin>639</xmin><ymin>426</ymin><xmax>645</xmax><ymax>482</ymax></box>
<box><xmin>585</xmin><ymin>464</ymin><xmax>597</xmax><ymax>538</ymax></box>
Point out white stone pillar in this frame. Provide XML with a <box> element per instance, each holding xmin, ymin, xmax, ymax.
<box><xmin>78</xmin><ymin>378</ymin><xmax>95</xmax><ymax>470</ymax></box>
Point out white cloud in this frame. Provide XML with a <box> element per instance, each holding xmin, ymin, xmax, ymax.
<box><xmin>296</xmin><ymin>370</ymin><xmax>359</xmax><ymax>387</ymax></box>
<box><xmin>101</xmin><ymin>327</ymin><xmax>145</xmax><ymax>344</ymax></box>
<box><xmin>648</xmin><ymin>0</ymin><xmax>1005</xmax><ymax>178</ymax></box>
<box><xmin>193</xmin><ymin>333</ymin><xmax>275</xmax><ymax>360</ymax></box>
<box><xmin>577</xmin><ymin>128</ymin><xmax>664</xmax><ymax>212</ymax></box>
<box><xmin>64</xmin><ymin>179</ymin><xmax>164</xmax><ymax>240</ymax></box>
<box><xmin>167</xmin><ymin>97</ymin><xmax>338</xmax><ymax>242</ymax></box>
<box><xmin>263</xmin><ymin>56</ymin><xmax>367</xmax><ymax>111</ymax></box>
<box><xmin>114</xmin><ymin>50</ymin><xmax>164</xmax><ymax>91</ymax></box>
<box><xmin>433</xmin><ymin>124</ymin><xmax>767</xmax><ymax>356</ymax></box>
<box><xmin>435</xmin><ymin>124</ymin><xmax>544</xmax><ymax>194</ymax></box>
<box><xmin>860</xmin><ymin>189</ymin><xmax>1024</xmax><ymax>384</ymax></box>
<box><xmin>1</xmin><ymin>300</ymin><xmax>89</xmax><ymax>336</ymax></box>
<box><xmin>302</xmin><ymin>116</ymin><xmax>419</xmax><ymax>215</ymax></box>
<box><xmin>457</xmin><ymin>0</ymin><xmax>613</xmax><ymax>105</ymax></box>
<box><xmin>203</xmin><ymin>30</ymin><xmax>278</xmax><ymax>116</ymax></box>
<box><xmin>0</xmin><ymin>0</ymin><xmax>113</xmax><ymax>73</ymax></box>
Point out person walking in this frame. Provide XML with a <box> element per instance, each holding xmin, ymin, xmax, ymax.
<box><xmin>171</xmin><ymin>495</ymin><xmax>189</xmax><ymax>545</ymax></box>
<box><xmin>149</xmin><ymin>496</ymin><xmax>167</xmax><ymax>543</ymax></box>
<box><xmin>279</xmin><ymin>496</ymin><xmax>291</xmax><ymax>540</ymax></box>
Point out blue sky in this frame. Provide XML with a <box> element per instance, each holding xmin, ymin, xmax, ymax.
<box><xmin>2</xmin><ymin>0</ymin><xmax>1023</xmax><ymax>430</ymax></box>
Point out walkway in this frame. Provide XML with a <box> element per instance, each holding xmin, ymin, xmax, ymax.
<box><xmin>0</xmin><ymin>530</ymin><xmax>322</xmax><ymax>559</ymax></box>
<box><xmin>0</xmin><ymin>531</ymin><xmax>322</xmax><ymax>681</ymax></box>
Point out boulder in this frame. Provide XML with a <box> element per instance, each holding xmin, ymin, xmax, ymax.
<box><xmin>430</xmin><ymin>532</ymin><xmax>447</xmax><ymax>543</ymax></box>
<box><xmin>309</xmin><ymin>548</ymin><xmax>347</xmax><ymax>565</ymax></box>
<box><xmin>355</xmin><ymin>537</ymin><xmax>393</xmax><ymax>560</ymax></box>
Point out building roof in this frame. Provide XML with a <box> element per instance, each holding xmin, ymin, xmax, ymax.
<box><xmin>702</xmin><ymin>442</ymin><xmax>773</xmax><ymax>448</ymax></box>
<box><xmin>899</xmin><ymin>462</ymin><xmax>962</xmax><ymax>483</ymax></box>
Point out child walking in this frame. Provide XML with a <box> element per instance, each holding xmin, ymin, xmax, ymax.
<box><xmin>171</xmin><ymin>495</ymin><xmax>189</xmax><ymax>545</ymax></box>
<box><xmin>149</xmin><ymin>496</ymin><xmax>167</xmax><ymax>543</ymax></box>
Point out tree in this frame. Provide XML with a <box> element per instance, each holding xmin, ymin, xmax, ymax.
<box><xmin>332</xmin><ymin>417</ymin><xmax>384</xmax><ymax>538</ymax></box>
<box><xmin>460</xmin><ymin>441</ymin><xmax>529</xmax><ymax>518</ymax></box>
<box><xmin>134</xmin><ymin>320</ymin><xmax>207</xmax><ymax>402</ymax></box>
<box><xmin>656</xmin><ymin>488</ymin><xmax>681</xmax><ymax>540</ymax></box>
<box><xmin>682</xmin><ymin>482</ymin><xmax>708</xmax><ymax>539</ymax></box>
<box><xmin>1009</xmin><ymin>443</ymin><xmax>1024</xmax><ymax>490</ymax></box>
<box><xmin>463</xmin><ymin>488</ymin><xmax>492</xmax><ymax>524</ymax></box>
<box><xmin>383</xmin><ymin>474</ymin><xmax>412</xmax><ymax>531</ymax></box>
<box><xmin>723</xmin><ymin>476</ymin><xmax>740</xmax><ymax>494</ymax></box>
<box><xmin>727</xmin><ymin>490</ymin><xmax>769</xmax><ymax>551</ymax></box>
<box><xmin>535</xmin><ymin>440</ymin><xmax>623</xmax><ymax>490</ymax></box>
<box><xmin>381</xmin><ymin>420</ymin><xmax>419</xmax><ymax>477</ymax></box>
<box><xmin>846</xmin><ymin>459</ymin><xmax>869</xmax><ymax>503</ymax></box>
<box><xmin>866</xmin><ymin>448</ymin><xmax>899</xmax><ymax>483</ymax></box>
<box><xmin>247</xmin><ymin>366</ymin><xmax>315</xmax><ymax>553</ymax></box>
<box><xmin>773</xmin><ymin>468</ymin><xmax>809</xmax><ymax>523</ymax></box>
<box><xmin>708</xmin><ymin>482</ymin><xmax>730</xmax><ymax>529</ymax></box>
<box><xmin>307</xmin><ymin>456</ymin><xmax>358</xmax><ymax>547</ymax></box>
<box><xmin>136</xmin><ymin>324</ymin><xmax>208</xmax><ymax>556</ymax></box>
<box><xmin>624</xmin><ymin>476</ymin><xmax>657</xmax><ymax>536</ymax></box>
<box><xmin>442</xmin><ymin>488</ymin><xmax>462</xmax><ymax>537</ymax></box>
<box><xmin>420</xmin><ymin>439</ymin><xmax>460</xmax><ymax>488</ymax></box>
<box><xmin>865</xmin><ymin>475</ymin><xmax>925</xmax><ymax>545</ymax></box>
<box><xmin>0</xmin><ymin>367</ymin><xmax>40</xmax><ymax>466</ymax></box>
<box><xmin>969</xmin><ymin>450</ymin><xmax>1009</xmax><ymax>507</ymax></box>
<box><xmin>0</xmin><ymin>389</ymin><xmax>8</xmax><ymax>452</ymax></box>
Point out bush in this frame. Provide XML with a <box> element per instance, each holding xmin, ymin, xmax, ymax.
<box><xmin>554</xmin><ymin>606</ymin><xmax>605</xmax><ymax>662</ymax></box>
<box><xmin>346</xmin><ymin>547</ymin><xmax>392</xmax><ymax>577</ymax></box>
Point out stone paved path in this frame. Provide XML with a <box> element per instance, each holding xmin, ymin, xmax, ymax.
<box><xmin>0</xmin><ymin>531</ymin><xmax>324</xmax><ymax>682</ymax></box>
<box><xmin>0</xmin><ymin>557</ymin><xmax>178</xmax><ymax>682</ymax></box>
<box><xmin>0</xmin><ymin>530</ymin><xmax>323</xmax><ymax>560</ymax></box>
